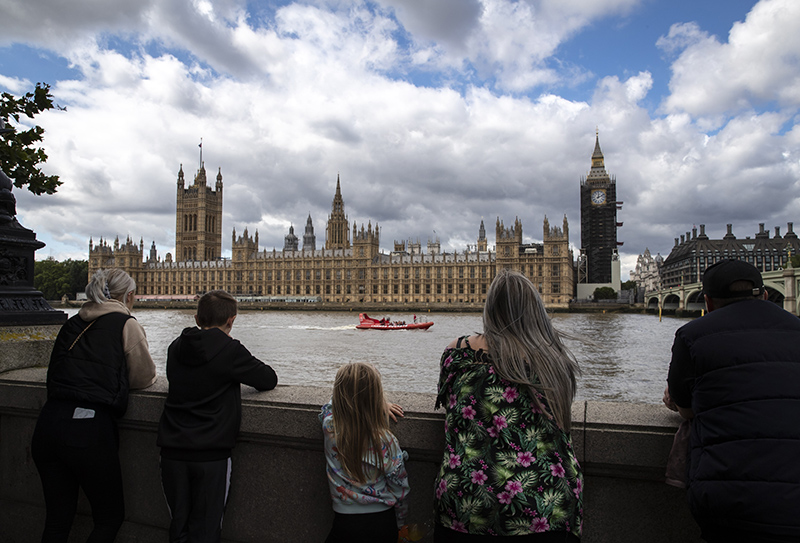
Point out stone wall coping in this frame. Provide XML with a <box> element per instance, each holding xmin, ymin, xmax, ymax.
<box><xmin>0</xmin><ymin>367</ymin><xmax>683</xmax><ymax>477</ymax></box>
<box><xmin>0</xmin><ymin>367</ymin><xmax>681</xmax><ymax>425</ymax></box>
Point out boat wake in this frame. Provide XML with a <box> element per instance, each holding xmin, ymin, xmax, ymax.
<box><xmin>287</xmin><ymin>324</ymin><xmax>356</xmax><ymax>331</ymax></box>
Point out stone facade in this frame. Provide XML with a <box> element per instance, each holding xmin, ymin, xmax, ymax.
<box><xmin>89</xmin><ymin>169</ymin><xmax>576</xmax><ymax>307</ymax></box>
<box><xmin>630</xmin><ymin>248</ymin><xmax>664</xmax><ymax>293</ymax></box>
<box><xmin>661</xmin><ymin>223</ymin><xmax>800</xmax><ymax>288</ymax></box>
<box><xmin>175</xmin><ymin>163</ymin><xmax>223</xmax><ymax>262</ymax></box>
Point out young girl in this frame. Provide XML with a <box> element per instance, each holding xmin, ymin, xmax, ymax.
<box><xmin>320</xmin><ymin>362</ymin><xmax>410</xmax><ymax>543</ymax></box>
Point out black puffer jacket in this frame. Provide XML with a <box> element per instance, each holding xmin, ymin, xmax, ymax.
<box><xmin>670</xmin><ymin>299</ymin><xmax>800</xmax><ymax>538</ymax></box>
<box><xmin>47</xmin><ymin>312</ymin><xmax>133</xmax><ymax>417</ymax></box>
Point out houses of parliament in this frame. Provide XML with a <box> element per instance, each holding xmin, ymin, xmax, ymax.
<box><xmin>89</xmin><ymin>153</ymin><xmax>592</xmax><ymax>308</ymax></box>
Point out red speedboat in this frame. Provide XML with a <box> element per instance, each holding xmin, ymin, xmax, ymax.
<box><xmin>356</xmin><ymin>313</ymin><xmax>434</xmax><ymax>330</ymax></box>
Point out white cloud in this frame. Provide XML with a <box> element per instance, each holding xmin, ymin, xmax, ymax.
<box><xmin>655</xmin><ymin>21</ymin><xmax>707</xmax><ymax>56</ymax></box>
<box><xmin>660</xmin><ymin>0</ymin><xmax>800</xmax><ymax>116</ymax></box>
<box><xmin>374</xmin><ymin>0</ymin><xmax>483</xmax><ymax>52</ymax></box>
<box><xmin>378</xmin><ymin>0</ymin><xmax>640</xmax><ymax>92</ymax></box>
<box><xmin>2</xmin><ymin>0</ymin><xmax>799</xmax><ymax>279</ymax></box>
<box><xmin>0</xmin><ymin>74</ymin><xmax>30</xmax><ymax>94</ymax></box>
<box><xmin>0</xmin><ymin>0</ymin><xmax>152</xmax><ymax>48</ymax></box>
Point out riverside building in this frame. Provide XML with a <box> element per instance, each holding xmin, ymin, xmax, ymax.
<box><xmin>89</xmin><ymin>166</ymin><xmax>575</xmax><ymax>307</ymax></box>
<box><xmin>629</xmin><ymin>248</ymin><xmax>664</xmax><ymax>293</ymax></box>
<box><xmin>661</xmin><ymin>223</ymin><xmax>800</xmax><ymax>288</ymax></box>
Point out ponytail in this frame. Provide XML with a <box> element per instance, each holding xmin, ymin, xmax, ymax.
<box><xmin>86</xmin><ymin>269</ymin><xmax>136</xmax><ymax>304</ymax></box>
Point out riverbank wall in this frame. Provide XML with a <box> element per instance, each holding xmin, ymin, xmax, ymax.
<box><xmin>1</xmin><ymin>367</ymin><xmax>701</xmax><ymax>543</ymax></box>
<box><xmin>54</xmin><ymin>300</ymin><xmax>701</xmax><ymax>320</ymax></box>
<box><xmin>52</xmin><ymin>300</ymin><xmax>670</xmax><ymax>316</ymax></box>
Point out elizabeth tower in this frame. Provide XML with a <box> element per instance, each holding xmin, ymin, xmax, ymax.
<box><xmin>580</xmin><ymin>132</ymin><xmax>621</xmax><ymax>284</ymax></box>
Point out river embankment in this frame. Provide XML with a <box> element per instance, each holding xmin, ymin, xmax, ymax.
<box><xmin>51</xmin><ymin>299</ymin><xmax>699</xmax><ymax>317</ymax></box>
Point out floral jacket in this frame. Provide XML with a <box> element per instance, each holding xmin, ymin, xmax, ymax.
<box><xmin>320</xmin><ymin>401</ymin><xmax>410</xmax><ymax>527</ymax></box>
<box><xmin>433</xmin><ymin>337</ymin><xmax>583</xmax><ymax>537</ymax></box>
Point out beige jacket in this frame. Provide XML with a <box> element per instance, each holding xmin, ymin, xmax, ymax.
<box><xmin>78</xmin><ymin>299</ymin><xmax>157</xmax><ymax>389</ymax></box>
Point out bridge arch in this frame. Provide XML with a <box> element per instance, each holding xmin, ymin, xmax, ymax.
<box><xmin>663</xmin><ymin>294</ymin><xmax>680</xmax><ymax>310</ymax></box>
<box><xmin>763</xmin><ymin>278</ymin><xmax>785</xmax><ymax>296</ymax></box>
<box><xmin>685</xmin><ymin>289</ymin><xmax>704</xmax><ymax>310</ymax></box>
<box><xmin>766</xmin><ymin>286</ymin><xmax>785</xmax><ymax>306</ymax></box>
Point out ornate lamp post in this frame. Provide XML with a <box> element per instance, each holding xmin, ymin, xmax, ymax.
<box><xmin>0</xmin><ymin>118</ymin><xmax>65</xmax><ymax>325</ymax></box>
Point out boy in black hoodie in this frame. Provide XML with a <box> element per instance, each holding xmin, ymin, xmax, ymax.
<box><xmin>157</xmin><ymin>290</ymin><xmax>277</xmax><ymax>543</ymax></box>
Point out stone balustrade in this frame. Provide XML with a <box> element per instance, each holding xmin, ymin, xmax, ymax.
<box><xmin>0</xmin><ymin>368</ymin><xmax>701</xmax><ymax>543</ymax></box>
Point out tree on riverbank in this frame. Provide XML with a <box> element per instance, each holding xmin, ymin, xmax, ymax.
<box><xmin>593</xmin><ymin>286</ymin><xmax>617</xmax><ymax>300</ymax></box>
<box><xmin>34</xmin><ymin>259</ymin><xmax>88</xmax><ymax>300</ymax></box>
<box><xmin>0</xmin><ymin>82</ymin><xmax>61</xmax><ymax>194</ymax></box>
<box><xmin>621</xmin><ymin>280</ymin><xmax>637</xmax><ymax>291</ymax></box>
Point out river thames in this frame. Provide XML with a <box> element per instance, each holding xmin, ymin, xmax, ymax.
<box><xmin>65</xmin><ymin>309</ymin><xmax>691</xmax><ymax>404</ymax></box>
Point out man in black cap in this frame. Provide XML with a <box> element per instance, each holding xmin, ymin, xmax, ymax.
<box><xmin>665</xmin><ymin>259</ymin><xmax>800</xmax><ymax>542</ymax></box>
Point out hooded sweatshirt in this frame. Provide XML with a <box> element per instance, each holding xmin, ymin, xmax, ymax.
<box><xmin>157</xmin><ymin>326</ymin><xmax>278</xmax><ymax>461</ymax></box>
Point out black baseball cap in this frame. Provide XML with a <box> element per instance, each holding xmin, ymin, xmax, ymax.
<box><xmin>702</xmin><ymin>259</ymin><xmax>764</xmax><ymax>298</ymax></box>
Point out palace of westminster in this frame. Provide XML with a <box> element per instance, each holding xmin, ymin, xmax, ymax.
<box><xmin>89</xmin><ymin>137</ymin><xmax>625</xmax><ymax>307</ymax></box>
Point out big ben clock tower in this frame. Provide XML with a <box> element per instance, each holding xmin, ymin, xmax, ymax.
<box><xmin>580</xmin><ymin>131</ymin><xmax>622</xmax><ymax>285</ymax></box>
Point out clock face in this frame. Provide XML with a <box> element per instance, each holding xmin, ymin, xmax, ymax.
<box><xmin>591</xmin><ymin>190</ymin><xmax>606</xmax><ymax>205</ymax></box>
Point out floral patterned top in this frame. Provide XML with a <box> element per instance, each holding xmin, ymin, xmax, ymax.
<box><xmin>433</xmin><ymin>336</ymin><xmax>583</xmax><ymax>537</ymax></box>
<box><xmin>320</xmin><ymin>401</ymin><xmax>410</xmax><ymax>527</ymax></box>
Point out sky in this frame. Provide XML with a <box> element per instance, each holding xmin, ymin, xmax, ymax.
<box><xmin>1</xmin><ymin>0</ymin><xmax>799</xmax><ymax>280</ymax></box>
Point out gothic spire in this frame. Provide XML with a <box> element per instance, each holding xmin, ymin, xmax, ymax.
<box><xmin>331</xmin><ymin>174</ymin><xmax>345</xmax><ymax>214</ymax></box>
<box><xmin>588</xmin><ymin>129</ymin><xmax>608</xmax><ymax>180</ymax></box>
<box><xmin>592</xmin><ymin>128</ymin><xmax>603</xmax><ymax>161</ymax></box>
<box><xmin>326</xmin><ymin>175</ymin><xmax>349</xmax><ymax>250</ymax></box>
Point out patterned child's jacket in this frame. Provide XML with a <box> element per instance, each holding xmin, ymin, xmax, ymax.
<box><xmin>320</xmin><ymin>401</ymin><xmax>410</xmax><ymax>527</ymax></box>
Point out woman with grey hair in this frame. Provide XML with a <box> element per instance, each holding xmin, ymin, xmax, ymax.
<box><xmin>433</xmin><ymin>268</ymin><xmax>583</xmax><ymax>542</ymax></box>
<box><xmin>32</xmin><ymin>268</ymin><xmax>156</xmax><ymax>542</ymax></box>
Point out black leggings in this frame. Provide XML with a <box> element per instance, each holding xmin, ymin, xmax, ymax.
<box><xmin>31</xmin><ymin>401</ymin><xmax>124</xmax><ymax>543</ymax></box>
<box><xmin>434</xmin><ymin>523</ymin><xmax>580</xmax><ymax>542</ymax></box>
<box><xmin>325</xmin><ymin>508</ymin><xmax>398</xmax><ymax>543</ymax></box>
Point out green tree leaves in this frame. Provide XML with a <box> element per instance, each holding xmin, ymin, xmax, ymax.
<box><xmin>592</xmin><ymin>286</ymin><xmax>616</xmax><ymax>300</ymax></box>
<box><xmin>0</xmin><ymin>83</ymin><xmax>61</xmax><ymax>195</ymax></box>
<box><xmin>34</xmin><ymin>259</ymin><xmax>88</xmax><ymax>300</ymax></box>
<box><xmin>621</xmin><ymin>279</ymin><xmax>637</xmax><ymax>291</ymax></box>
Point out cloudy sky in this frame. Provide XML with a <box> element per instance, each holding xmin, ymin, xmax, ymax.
<box><xmin>1</xmin><ymin>0</ymin><xmax>798</xmax><ymax>279</ymax></box>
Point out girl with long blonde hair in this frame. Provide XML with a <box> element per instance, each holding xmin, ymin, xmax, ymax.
<box><xmin>320</xmin><ymin>362</ymin><xmax>410</xmax><ymax>543</ymax></box>
<box><xmin>433</xmin><ymin>268</ymin><xmax>583</xmax><ymax>542</ymax></box>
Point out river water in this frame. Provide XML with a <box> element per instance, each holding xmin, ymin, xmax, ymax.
<box><xmin>63</xmin><ymin>309</ymin><xmax>691</xmax><ymax>404</ymax></box>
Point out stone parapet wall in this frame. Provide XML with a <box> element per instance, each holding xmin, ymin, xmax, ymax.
<box><xmin>0</xmin><ymin>368</ymin><xmax>700</xmax><ymax>543</ymax></box>
<box><xmin>0</xmin><ymin>325</ymin><xmax>60</xmax><ymax>373</ymax></box>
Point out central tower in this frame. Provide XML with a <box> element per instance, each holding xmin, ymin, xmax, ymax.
<box><xmin>175</xmin><ymin>162</ymin><xmax>223</xmax><ymax>261</ymax></box>
<box><xmin>580</xmin><ymin>132</ymin><xmax>621</xmax><ymax>284</ymax></box>
<box><xmin>325</xmin><ymin>175</ymin><xmax>350</xmax><ymax>250</ymax></box>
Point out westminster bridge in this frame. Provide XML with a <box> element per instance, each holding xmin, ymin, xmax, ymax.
<box><xmin>646</xmin><ymin>265</ymin><xmax>799</xmax><ymax>315</ymax></box>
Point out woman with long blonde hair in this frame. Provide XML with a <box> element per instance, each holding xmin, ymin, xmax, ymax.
<box><xmin>433</xmin><ymin>268</ymin><xmax>583</xmax><ymax>542</ymax></box>
<box><xmin>320</xmin><ymin>362</ymin><xmax>410</xmax><ymax>543</ymax></box>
